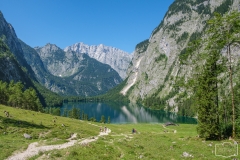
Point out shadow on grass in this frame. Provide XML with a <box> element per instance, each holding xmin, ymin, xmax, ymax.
<box><xmin>0</xmin><ymin>116</ymin><xmax>49</xmax><ymax>129</ymax></box>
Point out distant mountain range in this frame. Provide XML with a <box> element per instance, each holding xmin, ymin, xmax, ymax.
<box><xmin>2</xmin><ymin>0</ymin><xmax>238</xmax><ymax>115</ymax></box>
<box><xmin>0</xmin><ymin>11</ymin><xmax>131</xmax><ymax>97</ymax></box>
<box><xmin>64</xmin><ymin>42</ymin><xmax>132</xmax><ymax>79</ymax></box>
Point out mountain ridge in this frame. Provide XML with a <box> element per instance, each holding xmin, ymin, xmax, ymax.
<box><xmin>120</xmin><ymin>0</ymin><xmax>240</xmax><ymax>112</ymax></box>
<box><xmin>64</xmin><ymin>42</ymin><xmax>132</xmax><ymax>79</ymax></box>
<box><xmin>32</xmin><ymin>43</ymin><xmax>122</xmax><ymax>96</ymax></box>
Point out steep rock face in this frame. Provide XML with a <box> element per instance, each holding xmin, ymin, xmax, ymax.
<box><xmin>122</xmin><ymin>0</ymin><xmax>240</xmax><ymax>106</ymax></box>
<box><xmin>35</xmin><ymin>43</ymin><xmax>78</xmax><ymax>77</ymax></box>
<box><xmin>33</xmin><ymin>43</ymin><xmax>122</xmax><ymax>96</ymax></box>
<box><xmin>0</xmin><ymin>11</ymin><xmax>35</xmax><ymax>79</ymax></box>
<box><xmin>19</xmin><ymin>40</ymin><xmax>49</xmax><ymax>84</ymax></box>
<box><xmin>0</xmin><ymin>11</ymin><xmax>36</xmax><ymax>87</ymax></box>
<box><xmin>0</xmin><ymin>41</ymin><xmax>30</xmax><ymax>84</ymax></box>
<box><xmin>64</xmin><ymin>42</ymin><xmax>132</xmax><ymax>79</ymax></box>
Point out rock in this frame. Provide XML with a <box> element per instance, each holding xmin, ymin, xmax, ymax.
<box><xmin>182</xmin><ymin>152</ymin><xmax>193</xmax><ymax>158</ymax></box>
<box><xmin>164</xmin><ymin>122</ymin><xmax>178</xmax><ymax>126</ymax></box>
<box><xmin>64</xmin><ymin>42</ymin><xmax>132</xmax><ymax>79</ymax></box>
<box><xmin>23</xmin><ymin>133</ymin><xmax>32</xmax><ymax>139</ymax></box>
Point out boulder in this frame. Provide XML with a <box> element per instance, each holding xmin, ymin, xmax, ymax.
<box><xmin>23</xmin><ymin>133</ymin><xmax>32</xmax><ymax>139</ymax></box>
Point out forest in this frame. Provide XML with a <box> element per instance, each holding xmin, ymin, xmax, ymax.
<box><xmin>179</xmin><ymin>11</ymin><xmax>240</xmax><ymax>139</ymax></box>
<box><xmin>0</xmin><ymin>80</ymin><xmax>43</xmax><ymax>111</ymax></box>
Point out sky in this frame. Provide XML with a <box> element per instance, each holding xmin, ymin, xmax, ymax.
<box><xmin>0</xmin><ymin>0</ymin><xmax>174</xmax><ymax>53</ymax></box>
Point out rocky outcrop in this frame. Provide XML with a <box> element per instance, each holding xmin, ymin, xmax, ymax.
<box><xmin>32</xmin><ymin>43</ymin><xmax>122</xmax><ymax>96</ymax></box>
<box><xmin>121</xmin><ymin>0</ymin><xmax>240</xmax><ymax>108</ymax></box>
<box><xmin>64</xmin><ymin>42</ymin><xmax>132</xmax><ymax>79</ymax></box>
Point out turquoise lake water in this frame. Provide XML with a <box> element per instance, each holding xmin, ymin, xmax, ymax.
<box><xmin>60</xmin><ymin>102</ymin><xmax>197</xmax><ymax>124</ymax></box>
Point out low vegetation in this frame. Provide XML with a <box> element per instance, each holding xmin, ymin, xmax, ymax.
<box><xmin>0</xmin><ymin>105</ymin><xmax>239</xmax><ymax>160</ymax></box>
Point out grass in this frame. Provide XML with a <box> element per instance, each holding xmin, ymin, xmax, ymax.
<box><xmin>0</xmin><ymin>104</ymin><xmax>239</xmax><ymax>160</ymax></box>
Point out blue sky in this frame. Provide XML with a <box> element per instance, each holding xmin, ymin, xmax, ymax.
<box><xmin>0</xmin><ymin>0</ymin><xmax>174</xmax><ymax>53</ymax></box>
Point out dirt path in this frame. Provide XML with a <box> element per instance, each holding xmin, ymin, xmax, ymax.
<box><xmin>6</xmin><ymin>124</ymin><xmax>111</xmax><ymax>160</ymax></box>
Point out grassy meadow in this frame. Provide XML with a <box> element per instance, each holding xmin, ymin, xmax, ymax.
<box><xmin>0</xmin><ymin>104</ymin><xmax>239</xmax><ymax>160</ymax></box>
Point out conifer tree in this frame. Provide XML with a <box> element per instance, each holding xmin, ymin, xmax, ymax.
<box><xmin>108</xmin><ymin>116</ymin><xmax>111</xmax><ymax>124</ymax></box>
<box><xmin>187</xmin><ymin>11</ymin><xmax>240</xmax><ymax>139</ymax></box>
<box><xmin>100</xmin><ymin>115</ymin><xmax>106</xmax><ymax>123</ymax></box>
<box><xmin>207</xmin><ymin>11</ymin><xmax>240</xmax><ymax>139</ymax></box>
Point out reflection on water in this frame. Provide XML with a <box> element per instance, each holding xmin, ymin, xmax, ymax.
<box><xmin>61</xmin><ymin>102</ymin><xmax>197</xmax><ymax>124</ymax></box>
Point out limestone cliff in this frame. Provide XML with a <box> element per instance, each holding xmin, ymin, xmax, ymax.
<box><xmin>64</xmin><ymin>42</ymin><xmax>132</xmax><ymax>79</ymax></box>
<box><xmin>121</xmin><ymin>0</ymin><xmax>240</xmax><ymax>110</ymax></box>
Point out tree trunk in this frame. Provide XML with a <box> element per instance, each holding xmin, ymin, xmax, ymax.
<box><xmin>228</xmin><ymin>45</ymin><xmax>235</xmax><ymax>139</ymax></box>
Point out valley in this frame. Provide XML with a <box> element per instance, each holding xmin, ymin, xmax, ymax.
<box><xmin>0</xmin><ymin>0</ymin><xmax>240</xmax><ymax>159</ymax></box>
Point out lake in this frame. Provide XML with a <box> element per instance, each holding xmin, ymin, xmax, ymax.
<box><xmin>60</xmin><ymin>102</ymin><xmax>197</xmax><ymax>124</ymax></box>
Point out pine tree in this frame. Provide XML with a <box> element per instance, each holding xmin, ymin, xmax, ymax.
<box><xmin>108</xmin><ymin>116</ymin><xmax>111</xmax><ymax>124</ymax></box>
<box><xmin>0</xmin><ymin>81</ymin><xmax>8</xmax><ymax>104</ymax></box>
<box><xmin>100</xmin><ymin>115</ymin><xmax>106</xmax><ymax>123</ymax></box>
<box><xmin>207</xmin><ymin>11</ymin><xmax>240</xmax><ymax>139</ymax></box>
<box><xmin>187</xmin><ymin>11</ymin><xmax>240</xmax><ymax>139</ymax></box>
<box><xmin>183</xmin><ymin>12</ymin><xmax>231</xmax><ymax>140</ymax></box>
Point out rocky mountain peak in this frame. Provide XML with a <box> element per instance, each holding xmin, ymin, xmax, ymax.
<box><xmin>35</xmin><ymin>43</ymin><xmax>61</xmax><ymax>53</ymax></box>
<box><xmin>32</xmin><ymin>42</ymin><xmax>122</xmax><ymax>96</ymax></box>
<box><xmin>64</xmin><ymin>42</ymin><xmax>133</xmax><ymax>79</ymax></box>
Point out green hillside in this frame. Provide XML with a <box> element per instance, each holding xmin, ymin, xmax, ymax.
<box><xmin>1</xmin><ymin>105</ymin><xmax>239</xmax><ymax>159</ymax></box>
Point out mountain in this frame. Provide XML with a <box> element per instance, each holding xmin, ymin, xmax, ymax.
<box><xmin>0</xmin><ymin>11</ymin><xmax>36</xmax><ymax>81</ymax></box>
<box><xmin>0</xmin><ymin>11</ymin><xmax>63</xmax><ymax>107</ymax></box>
<box><xmin>0</xmin><ymin>39</ymin><xmax>31</xmax><ymax>85</ymax></box>
<box><xmin>0</xmin><ymin>10</ymin><xmax>123</xmax><ymax>97</ymax></box>
<box><xmin>31</xmin><ymin>43</ymin><xmax>122</xmax><ymax>96</ymax></box>
<box><xmin>64</xmin><ymin>42</ymin><xmax>132</xmax><ymax>79</ymax></box>
<box><xmin>120</xmin><ymin>0</ymin><xmax>240</xmax><ymax>111</ymax></box>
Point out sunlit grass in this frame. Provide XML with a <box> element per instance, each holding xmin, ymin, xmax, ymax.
<box><xmin>0</xmin><ymin>104</ymin><xmax>239</xmax><ymax>160</ymax></box>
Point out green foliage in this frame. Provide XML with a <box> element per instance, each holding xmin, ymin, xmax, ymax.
<box><xmin>194</xmin><ymin>50</ymin><xmax>222</xmax><ymax>139</ymax></box>
<box><xmin>93</xmin><ymin>78</ymin><xmax>130</xmax><ymax>103</ymax></box>
<box><xmin>166</xmin><ymin>19</ymin><xmax>184</xmax><ymax>33</ymax></box>
<box><xmin>155</xmin><ymin>53</ymin><xmax>167</xmax><ymax>63</ymax></box>
<box><xmin>167</xmin><ymin>1</ymin><xmax>192</xmax><ymax>18</ymax></box>
<box><xmin>100</xmin><ymin>115</ymin><xmax>106</xmax><ymax>123</ymax></box>
<box><xmin>143</xmin><ymin>74</ymin><xmax>148</xmax><ymax>82</ymax></box>
<box><xmin>32</xmin><ymin>81</ymin><xmax>63</xmax><ymax>107</ymax></box>
<box><xmin>143</xmin><ymin>84</ymin><xmax>179</xmax><ymax>111</ymax></box>
<box><xmin>68</xmin><ymin>107</ymin><xmax>80</xmax><ymax>119</ymax></box>
<box><xmin>0</xmin><ymin>39</ymin><xmax>14</xmax><ymax>58</ymax></box>
<box><xmin>193</xmin><ymin>2</ymin><xmax>211</xmax><ymax>15</ymax></box>
<box><xmin>107</xmin><ymin>116</ymin><xmax>111</xmax><ymax>124</ymax></box>
<box><xmin>189</xmin><ymin>31</ymin><xmax>202</xmax><ymax>42</ymax></box>
<box><xmin>0</xmin><ymin>39</ymin><xmax>62</xmax><ymax>108</ymax></box>
<box><xmin>89</xmin><ymin>117</ymin><xmax>97</xmax><ymax>122</ymax></box>
<box><xmin>181</xmin><ymin>11</ymin><xmax>240</xmax><ymax>139</ymax></box>
<box><xmin>0</xmin><ymin>80</ymin><xmax>43</xmax><ymax>111</ymax></box>
<box><xmin>152</xmin><ymin>0</ymin><xmax>211</xmax><ymax>36</ymax></box>
<box><xmin>177</xmin><ymin>32</ymin><xmax>189</xmax><ymax>44</ymax></box>
<box><xmin>176</xmin><ymin>92</ymin><xmax>196</xmax><ymax>117</ymax></box>
<box><xmin>214</xmin><ymin>0</ymin><xmax>233</xmax><ymax>15</ymax></box>
<box><xmin>135</xmin><ymin>39</ymin><xmax>149</xmax><ymax>53</ymax></box>
<box><xmin>179</xmin><ymin>39</ymin><xmax>202</xmax><ymax>65</ymax></box>
<box><xmin>143</xmin><ymin>96</ymin><xmax>166</xmax><ymax>110</ymax></box>
<box><xmin>0</xmin><ymin>104</ymin><xmax>235</xmax><ymax>160</ymax></box>
<box><xmin>0</xmin><ymin>104</ymin><xmax>99</xmax><ymax>159</ymax></box>
<box><xmin>44</xmin><ymin>107</ymin><xmax>61</xmax><ymax>116</ymax></box>
<box><xmin>164</xmin><ymin>60</ymin><xmax>176</xmax><ymax>83</ymax></box>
